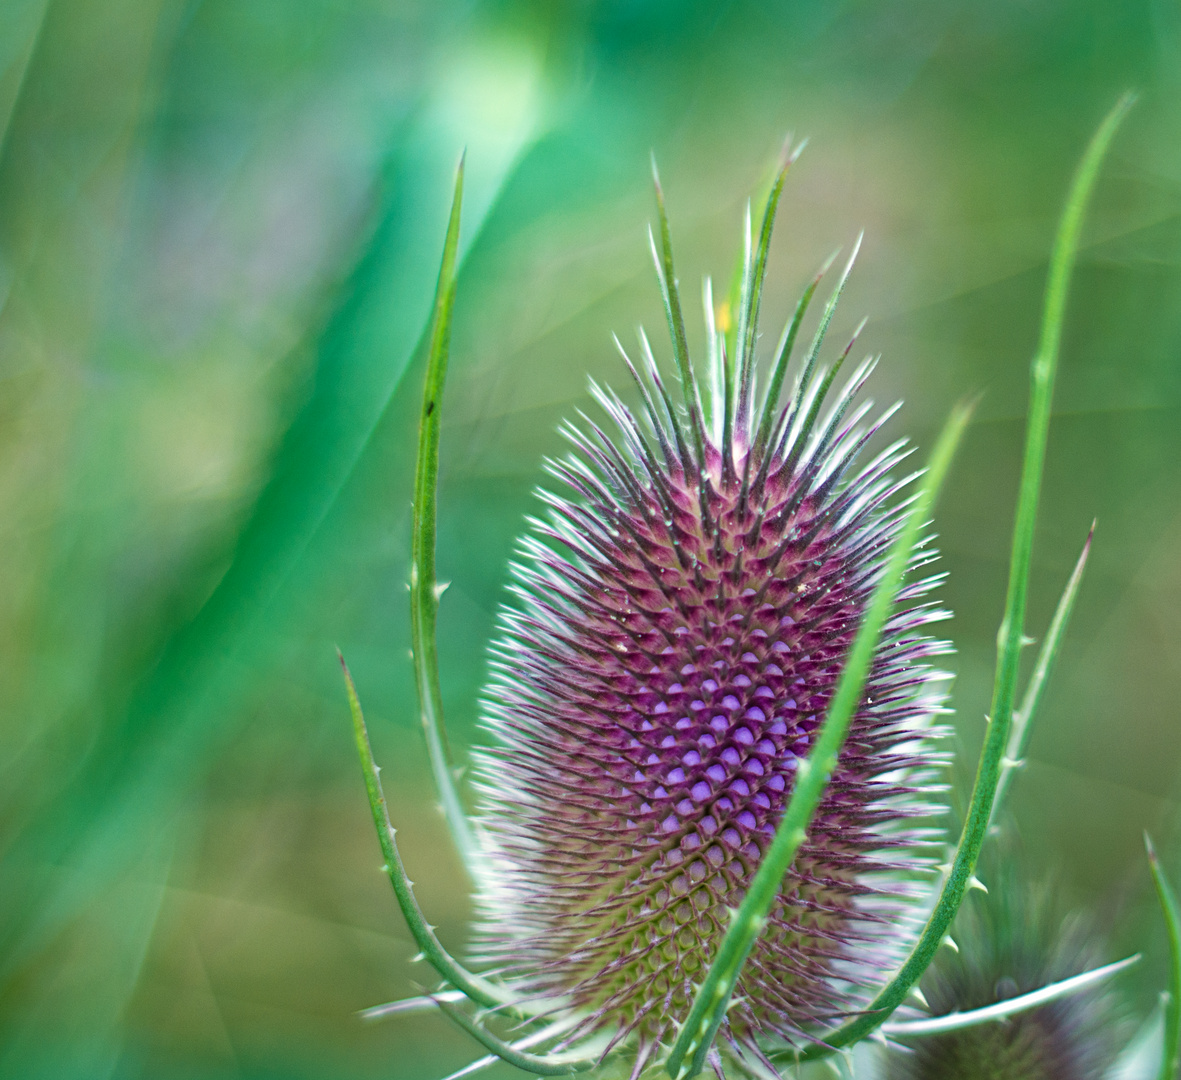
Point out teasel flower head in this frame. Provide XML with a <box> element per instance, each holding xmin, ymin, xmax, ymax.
<box><xmin>470</xmin><ymin>149</ymin><xmax>953</xmax><ymax>1071</ymax></box>
<box><xmin>884</xmin><ymin>853</ymin><xmax>1127</xmax><ymax>1080</ymax></box>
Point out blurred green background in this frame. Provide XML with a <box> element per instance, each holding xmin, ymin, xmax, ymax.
<box><xmin>0</xmin><ymin>1</ymin><xmax>1179</xmax><ymax>1077</ymax></box>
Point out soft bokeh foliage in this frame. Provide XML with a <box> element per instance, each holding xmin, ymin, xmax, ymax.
<box><xmin>0</xmin><ymin>1</ymin><xmax>1178</xmax><ymax>1077</ymax></box>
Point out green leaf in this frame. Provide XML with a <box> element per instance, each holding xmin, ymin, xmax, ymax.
<box><xmin>1146</xmin><ymin>835</ymin><xmax>1181</xmax><ymax>1080</ymax></box>
<box><xmin>789</xmin><ymin>90</ymin><xmax>1135</xmax><ymax>1063</ymax></box>
<box><xmin>410</xmin><ymin>155</ymin><xmax>480</xmax><ymax>871</ymax></box>
<box><xmin>664</xmin><ymin>400</ymin><xmax>973</xmax><ymax>1080</ymax></box>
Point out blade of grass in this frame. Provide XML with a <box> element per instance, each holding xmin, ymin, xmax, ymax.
<box><xmin>340</xmin><ymin>651</ymin><xmax>509</xmax><ymax>1012</ymax></box>
<box><xmin>411</xmin><ymin>155</ymin><xmax>479</xmax><ymax>870</ymax></box>
<box><xmin>664</xmin><ymin>400</ymin><xmax>973</xmax><ymax>1080</ymax></box>
<box><xmin>991</xmin><ymin>523</ymin><xmax>1094</xmax><ymax>821</ymax></box>
<box><xmin>882</xmin><ymin>954</ymin><xmax>1139</xmax><ymax>1037</ymax></box>
<box><xmin>788</xmin><ymin>91</ymin><xmax>1135</xmax><ymax>1063</ymax></box>
<box><xmin>1147</xmin><ymin>835</ymin><xmax>1181</xmax><ymax>1080</ymax></box>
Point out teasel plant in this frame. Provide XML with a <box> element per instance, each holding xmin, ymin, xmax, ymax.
<box><xmin>335</xmin><ymin>94</ymin><xmax>1178</xmax><ymax>1079</ymax></box>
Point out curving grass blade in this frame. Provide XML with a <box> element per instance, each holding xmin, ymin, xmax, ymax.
<box><xmin>664</xmin><ymin>400</ymin><xmax>973</xmax><ymax>1080</ymax></box>
<box><xmin>1147</xmin><ymin>835</ymin><xmax>1181</xmax><ymax>1080</ymax></box>
<box><xmin>340</xmin><ymin>651</ymin><xmax>510</xmax><ymax>1012</ymax></box>
<box><xmin>411</xmin><ymin>155</ymin><xmax>480</xmax><ymax>871</ymax></box>
<box><xmin>882</xmin><ymin>954</ymin><xmax>1139</xmax><ymax>1038</ymax></box>
<box><xmin>787</xmin><ymin>90</ymin><xmax>1135</xmax><ymax>1064</ymax></box>
<box><xmin>992</xmin><ymin>523</ymin><xmax>1094</xmax><ymax>822</ymax></box>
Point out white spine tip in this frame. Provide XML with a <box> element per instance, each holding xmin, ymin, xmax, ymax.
<box><xmin>969</xmin><ymin>875</ymin><xmax>988</xmax><ymax>893</ymax></box>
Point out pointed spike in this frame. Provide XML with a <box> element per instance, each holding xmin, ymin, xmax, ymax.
<box><xmin>359</xmin><ymin>988</ymin><xmax>467</xmax><ymax>1022</ymax></box>
<box><xmin>440</xmin><ymin>1055</ymin><xmax>498</xmax><ymax>1080</ymax></box>
<box><xmin>991</xmin><ymin>522</ymin><xmax>1094</xmax><ymax>822</ymax></box>
<box><xmin>749</xmin><ymin>250</ymin><xmax>837</xmax><ymax>485</ymax></box>
<box><xmin>649</xmin><ymin>164</ymin><xmax>707</xmax><ymax>467</ymax></box>
<box><xmin>733</xmin><ymin>200</ymin><xmax>756</xmax><ymax>439</ymax></box>
<box><xmin>636</xmin><ymin>325</ymin><xmax>693</xmax><ymax>463</ymax></box>
<box><xmin>736</xmin><ymin>139</ymin><xmax>803</xmax><ymax>447</ymax></box>
<box><xmin>703</xmin><ymin>275</ymin><xmax>724</xmax><ymax>443</ymax></box>
<box><xmin>433</xmin><ymin>998</ymin><xmax>595</xmax><ymax>1076</ymax></box>
<box><xmin>786</xmin><ymin>232</ymin><xmax>863</xmax><ymax>424</ymax></box>
<box><xmin>612</xmin><ymin>332</ymin><xmax>678</xmax><ymax>469</ymax></box>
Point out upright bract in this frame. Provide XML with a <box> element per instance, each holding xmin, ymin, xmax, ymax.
<box><xmin>471</xmin><ymin>149</ymin><xmax>952</xmax><ymax>1070</ymax></box>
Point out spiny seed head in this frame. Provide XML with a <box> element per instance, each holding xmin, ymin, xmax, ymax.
<box><xmin>885</xmin><ymin>854</ymin><xmax>1126</xmax><ymax>1080</ymax></box>
<box><xmin>472</xmin><ymin>168</ymin><xmax>951</xmax><ymax>1064</ymax></box>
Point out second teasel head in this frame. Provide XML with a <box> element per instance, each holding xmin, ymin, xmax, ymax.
<box><xmin>884</xmin><ymin>852</ymin><xmax>1127</xmax><ymax>1080</ymax></box>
